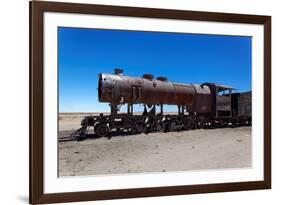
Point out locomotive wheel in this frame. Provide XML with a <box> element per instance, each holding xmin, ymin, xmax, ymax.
<box><xmin>212</xmin><ymin>121</ymin><xmax>219</xmax><ymax>129</ymax></box>
<box><xmin>94</xmin><ymin>123</ymin><xmax>109</xmax><ymax>137</ymax></box>
<box><xmin>241</xmin><ymin>119</ymin><xmax>247</xmax><ymax>126</ymax></box>
<box><xmin>218</xmin><ymin>120</ymin><xmax>225</xmax><ymax>128</ymax></box>
<box><xmin>247</xmin><ymin>119</ymin><xmax>252</xmax><ymax>126</ymax></box>
<box><xmin>197</xmin><ymin>118</ymin><xmax>205</xmax><ymax>129</ymax></box>
<box><xmin>134</xmin><ymin>121</ymin><xmax>147</xmax><ymax>134</ymax></box>
<box><xmin>231</xmin><ymin>121</ymin><xmax>238</xmax><ymax>128</ymax></box>
<box><xmin>149</xmin><ymin>120</ymin><xmax>164</xmax><ymax>133</ymax></box>
<box><xmin>183</xmin><ymin>117</ymin><xmax>194</xmax><ymax>130</ymax></box>
<box><xmin>155</xmin><ymin>121</ymin><xmax>164</xmax><ymax>132</ymax></box>
<box><xmin>168</xmin><ymin>121</ymin><xmax>177</xmax><ymax>132</ymax></box>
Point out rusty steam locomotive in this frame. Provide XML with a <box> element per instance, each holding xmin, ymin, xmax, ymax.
<box><xmin>74</xmin><ymin>69</ymin><xmax>251</xmax><ymax>138</ymax></box>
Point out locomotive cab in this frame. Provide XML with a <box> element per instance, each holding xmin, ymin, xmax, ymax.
<box><xmin>200</xmin><ymin>83</ymin><xmax>235</xmax><ymax>118</ymax></box>
<box><xmin>215</xmin><ymin>85</ymin><xmax>235</xmax><ymax>117</ymax></box>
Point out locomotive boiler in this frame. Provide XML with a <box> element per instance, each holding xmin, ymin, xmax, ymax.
<box><xmin>98</xmin><ymin>71</ymin><xmax>212</xmax><ymax>114</ymax></box>
<box><xmin>70</xmin><ymin>69</ymin><xmax>251</xmax><ymax>139</ymax></box>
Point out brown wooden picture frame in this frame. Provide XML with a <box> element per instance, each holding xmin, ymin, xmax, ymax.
<box><xmin>30</xmin><ymin>1</ymin><xmax>271</xmax><ymax>204</ymax></box>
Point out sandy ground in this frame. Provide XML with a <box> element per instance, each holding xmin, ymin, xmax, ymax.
<box><xmin>58</xmin><ymin>114</ymin><xmax>251</xmax><ymax>177</ymax></box>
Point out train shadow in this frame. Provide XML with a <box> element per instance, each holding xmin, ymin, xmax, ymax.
<box><xmin>77</xmin><ymin>130</ymin><xmax>141</xmax><ymax>141</ymax></box>
<box><xmin>77</xmin><ymin>128</ymin><xmax>197</xmax><ymax>141</ymax></box>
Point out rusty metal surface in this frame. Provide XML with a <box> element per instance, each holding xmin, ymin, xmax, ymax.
<box><xmin>191</xmin><ymin>84</ymin><xmax>212</xmax><ymax>113</ymax></box>
<box><xmin>70</xmin><ymin>73</ymin><xmax>252</xmax><ymax>139</ymax></box>
<box><xmin>217</xmin><ymin>96</ymin><xmax>231</xmax><ymax>111</ymax></box>
<box><xmin>238</xmin><ymin>91</ymin><xmax>252</xmax><ymax>116</ymax></box>
<box><xmin>98</xmin><ymin>73</ymin><xmax>213</xmax><ymax>113</ymax></box>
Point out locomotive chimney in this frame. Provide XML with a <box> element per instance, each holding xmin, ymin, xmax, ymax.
<box><xmin>142</xmin><ymin>74</ymin><xmax>154</xmax><ymax>80</ymax></box>
<box><xmin>114</xmin><ymin>68</ymin><xmax>124</xmax><ymax>75</ymax></box>
<box><xmin>157</xmin><ymin>76</ymin><xmax>168</xmax><ymax>82</ymax></box>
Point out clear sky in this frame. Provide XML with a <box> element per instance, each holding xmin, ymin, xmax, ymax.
<box><xmin>58</xmin><ymin>27</ymin><xmax>252</xmax><ymax>113</ymax></box>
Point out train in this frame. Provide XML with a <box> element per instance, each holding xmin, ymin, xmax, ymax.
<box><xmin>74</xmin><ymin>69</ymin><xmax>251</xmax><ymax>138</ymax></box>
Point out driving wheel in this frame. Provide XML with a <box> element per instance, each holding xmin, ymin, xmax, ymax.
<box><xmin>94</xmin><ymin>123</ymin><xmax>109</xmax><ymax>137</ymax></box>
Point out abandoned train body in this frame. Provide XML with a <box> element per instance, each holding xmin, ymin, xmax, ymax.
<box><xmin>79</xmin><ymin>70</ymin><xmax>251</xmax><ymax>137</ymax></box>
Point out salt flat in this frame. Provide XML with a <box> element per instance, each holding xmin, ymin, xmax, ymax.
<box><xmin>58</xmin><ymin>114</ymin><xmax>251</xmax><ymax>176</ymax></box>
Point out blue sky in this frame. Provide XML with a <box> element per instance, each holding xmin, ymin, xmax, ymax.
<box><xmin>58</xmin><ymin>27</ymin><xmax>252</xmax><ymax>113</ymax></box>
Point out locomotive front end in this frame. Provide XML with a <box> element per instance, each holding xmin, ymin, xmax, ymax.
<box><xmin>98</xmin><ymin>73</ymin><xmax>125</xmax><ymax>104</ymax></box>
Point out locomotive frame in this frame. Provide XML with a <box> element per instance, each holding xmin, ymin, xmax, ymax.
<box><xmin>30</xmin><ymin>1</ymin><xmax>271</xmax><ymax>204</ymax></box>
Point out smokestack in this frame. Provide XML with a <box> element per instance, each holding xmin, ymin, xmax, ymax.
<box><xmin>114</xmin><ymin>68</ymin><xmax>123</xmax><ymax>75</ymax></box>
<box><xmin>142</xmin><ymin>74</ymin><xmax>154</xmax><ymax>80</ymax></box>
<box><xmin>157</xmin><ymin>76</ymin><xmax>168</xmax><ymax>82</ymax></box>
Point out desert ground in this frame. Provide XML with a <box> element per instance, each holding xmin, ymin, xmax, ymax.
<box><xmin>58</xmin><ymin>113</ymin><xmax>251</xmax><ymax>177</ymax></box>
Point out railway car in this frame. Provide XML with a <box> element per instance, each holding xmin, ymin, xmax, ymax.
<box><xmin>72</xmin><ymin>69</ymin><xmax>251</xmax><ymax>138</ymax></box>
